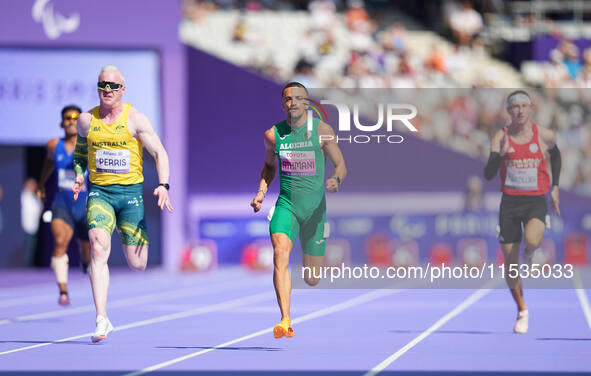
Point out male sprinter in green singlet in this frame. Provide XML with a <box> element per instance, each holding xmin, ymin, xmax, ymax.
<box><xmin>72</xmin><ymin>65</ymin><xmax>173</xmax><ymax>342</ymax></box>
<box><xmin>250</xmin><ymin>82</ymin><xmax>347</xmax><ymax>338</ymax></box>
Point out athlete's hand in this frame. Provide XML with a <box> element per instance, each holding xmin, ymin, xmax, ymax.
<box><xmin>36</xmin><ymin>186</ymin><xmax>46</xmax><ymax>201</ymax></box>
<box><xmin>250</xmin><ymin>192</ymin><xmax>265</xmax><ymax>213</ymax></box>
<box><xmin>153</xmin><ymin>186</ymin><xmax>173</xmax><ymax>213</ymax></box>
<box><xmin>326</xmin><ymin>178</ymin><xmax>339</xmax><ymax>192</ymax></box>
<box><xmin>499</xmin><ymin>127</ymin><xmax>510</xmax><ymax>156</ymax></box>
<box><xmin>72</xmin><ymin>174</ymin><xmax>85</xmax><ymax>201</ymax></box>
<box><xmin>550</xmin><ymin>186</ymin><xmax>560</xmax><ymax>216</ymax></box>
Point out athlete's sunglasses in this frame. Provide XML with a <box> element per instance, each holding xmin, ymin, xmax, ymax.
<box><xmin>97</xmin><ymin>81</ymin><xmax>124</xmax><ymax>91</ymax></box>
<box><xmin>64</xmin><ymin>113</ymin><xmax>79</xmax><ymax>120</ymax></box>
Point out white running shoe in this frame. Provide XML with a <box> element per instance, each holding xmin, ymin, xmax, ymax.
<box><xmin>91</xmin><ymin>315</ymin><xmax>114</xmax><ymax>343</ymax></box>
<box><xmin>513</xmin><ymin>309</ymin><xmax>529</xmax><ymax>334</ymax></box>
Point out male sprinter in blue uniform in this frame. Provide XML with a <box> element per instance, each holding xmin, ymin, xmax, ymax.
<box><xmin>38</xmin><ymin>105</ymin><xmax>91</xmax><ymax>306</ymax></box>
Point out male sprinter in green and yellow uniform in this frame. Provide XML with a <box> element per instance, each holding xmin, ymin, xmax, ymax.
<box><xmin>250</xmin><ymin>82</ymin><xmax>347</xmax><ymax>338</ymax></box>
<box><xmin>72</xmin><ymin>65</ymin><xmax>173</xmax><ymax>343</ymax></box>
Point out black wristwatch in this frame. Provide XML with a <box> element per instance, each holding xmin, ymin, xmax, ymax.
<box><xmin>331</xmin><ymin>175</ymin><xmax>341</xmax><ymax>185</ymax></box>
<box><xmin>158</xmin><ymin>183</ymin><xmax>170</xmax><ymax>190</ymax></box>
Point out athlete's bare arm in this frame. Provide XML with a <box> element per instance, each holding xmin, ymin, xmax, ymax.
<box><xmin>251</xmin><ymin>127</ymin><xmax>277</xmax><ymax>213</ymax></box>
<box><xmin>319</xmin><ymin>121</ymin><xmax>347</xmax><ymax>192</ymax></box>
<box><xmin>537</xmin><ymin>125</ymin><xmax>557</xmax><ymax>151</ymax></box>
<box><xmin>129</xmin><ymin>108</ymin><xmax>173</xmax><ymax>213</ymax></box>
<box><xmin>491</xmin><ymin>127</ymin><xmax>510</xmax><ymax>156</ymax></box>
<box><xmin>72</xmin><ymin>112</ymin><xmax>92</xmax><ymax>200</ymax></box>
<box><xmin>77</xmin><ymin>112</ymin><xmax>91</xmax><ymax>138</ymax></box>
<box><xmin>37</xmin><ymin>138</ymin><xmax>58</xmax><ymax>200</ymax></box>
<box><xmin>538</xmin><ymin>126</ymin><xmax>561</xmax><ymax>215</ymax></box>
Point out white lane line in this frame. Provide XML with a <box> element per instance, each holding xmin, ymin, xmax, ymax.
<box><xmin>124</xmin><ymin>289</ymin><xmax>402</xmax><ymax>376</ymax></box>
<box><xmin>364</xmin><ymin>281</ymin><xmax>498</xmax><ymax>376</ymax></box>
<box><xmin>0</xmin><ymin>276</ymin><xmax>265</xmax><ymax>325</ymax></box>
<box><xmin>0</xmin><ymin>269</ymin><xmax>171</xmax><ymax>296</ymax></box>
<box><xmin>0</xmin><ymin>291</ymin><xmax>273</xmax><ymax>356</ymax></box>
<box><xmin>573</xmin><ymin>271</ymin><xmax>591</xmax><ymax>331</ymax></box>
<box><xmin>0</xmin><ymin>270</ymin><xmax>181</xmax><ymax>307</ymax></box>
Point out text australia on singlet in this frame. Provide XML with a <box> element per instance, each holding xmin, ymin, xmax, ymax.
<box><xmin>279</xmin><ymin>140</ymin><xmax>316</xmax><ymax>177</ymax></box>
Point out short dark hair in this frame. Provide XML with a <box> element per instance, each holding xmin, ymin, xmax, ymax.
<box><xmin>282</xmin><ymin>82</ymin><xmax>308</xmax><ymax>97</ymax></box>
<box><xmin>506</xmin><ymin>90</ymin><xmax>531</xmax><ymax>105</ymax></box>
<box><xmin>61</xmin><ymin>105</ymin><xmax>82</xmax><ymax>121</ymax></box>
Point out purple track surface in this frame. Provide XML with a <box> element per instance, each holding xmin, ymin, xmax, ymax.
<box><xmin>1</xmin><ymin>267</ymin><xmax>590</xmax><ymax>375</ymax></box>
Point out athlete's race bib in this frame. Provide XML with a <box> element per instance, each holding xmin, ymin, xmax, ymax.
<box><xmin>279</xmin><ymin>150</ymin><xmax>316</xmax><ymax>176</ymax></box>
<box><xmin>505</xmin><ymin>167</ymin><xmax>538</xmax><ymax>190</ymax></box>
<box><xmin>96</xmin><ymin>149</ymin><xmax>130</xmax><ymax>174</ymax></box>
<box><xmin>57</xmin><ymin>169</ymin><xmax>76</xmax><ymax>190</ymax></box>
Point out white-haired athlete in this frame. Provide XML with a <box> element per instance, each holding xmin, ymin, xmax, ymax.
<box><xmin>72</xmin><ymin>65</ymin><xmax>173</xmax><ymax>342</ymax></box>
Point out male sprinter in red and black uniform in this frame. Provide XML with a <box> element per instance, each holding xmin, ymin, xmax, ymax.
<box><xmin>484</xmin><ymin>90</ymin><xmax>561</xmax><ymax>334</ymax></box>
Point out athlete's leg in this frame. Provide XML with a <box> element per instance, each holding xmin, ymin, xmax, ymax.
<box><xmin>78</xmin><ymin>239</ymin><xmax>91</xmax><ymax>272</ymax></box>
<box><xmin>86</xmin><ymin>189</ymin><xmax>117</xmax><ymax>342</ymax></box>
<box><xmin>87</xmin><ymin>195</ymin><xmax>116</xmax><ymax>319</ymax></box>
<box><xmin>122</xmin><ymin>245</ymin><xmax>148</xmax><ymax>271</ymax></box>
<box><xmin>302</xmin><ymin>254</ymin><xmax>324</xmax><ymax>286</ymax></box>
<box><xmin>117</xmin><ymin>193</ymin><xmax>149</xmax><ymax>271</ymax></box>
<box><xmin>269</xmin><ymin>203</ymin><xmax>299</xmax><ymax>338</ymax></box>
<box><xmin>500</xmin><ymin>241</ymin><xmax>526</xmax><ymax>312</ymax></box>
<box><xmin>300</xmin><ymin>197</ymin><xmax>327</xmax><ymax>286</ymax></box>
<box><xmin>523</xmin><ymin>218</ymin><xmax>545</xmax><ymax>264</ymax></box>
<box><xmin>73</xmin><ymin>202</ymin><xmax>91</xmax><ymax>273</ymax></box>
<box><xmin>272</xmin><ymin>232</ymin><xmax>293</xmax><ymax>320</ymax></box>
<box><xmin>51</xmin><ymin>218</ymin><xmax>73</xmax><ymax>291</ymax></box>
<box><xmin>89</xmin><ymin>228</ymin><xmax>112</xmax><ymax>318</ymax></box>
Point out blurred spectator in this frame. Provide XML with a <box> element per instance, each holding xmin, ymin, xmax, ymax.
<box><xmin>425</xmin><ymin>44</ymin><xmax>447</xmax><ymax>74</ymax></box>
<box><xmin>244</xmin><ymin>0</ymin><xmax>262</xmax><ymax>11</ymax></box>
<box><xmin>308</xmin><ymin>0</ymin><xmax>337</xmax><ymax>31</ymax></box>
<box><xmin>446</xmin><ymin>44</ymin><xmax>468</xmax><ymax>80</ymax></box>
<box><xmin>292</xmin><ymin>59</ymin><xmax>318</xmax><ymax>88</ymax></box>
<box><xmin>544</xmin><ymin>49</ymin><xmax>570</xmax><ymax>88</ymax></box>
<box><xmin>389</xmin><ymin>55</ymin><xmax>417</xmax><ymax>88</ymax></box>
<box><xmin>232</xmin><ymin>18</ymin><xmax>248</xmax><ymax>42</ymax></box>
<box><xmin>346</xmin><ymin>0</ymin><xmax>370</xmax><ymax>33</ymax></box>
<box><xmin>449</xmin><ymin>0</ymin><xmax>483</xmax><ymax>47</ymax></box>
<box><xmin>182</xmin><ymin>0</ymin><xmax>217</xmax><ymax>22</ymax></box>
<box><xmin>573</xmin><ymin>164</ymin><xmax>591</xmax><ymax>196</ymax></box>
<box><xmin>450</xmin><ymin>94</ymin><xmax>477</xmax><ymax>138</ymax></box>
<box><xmin>561</xmin><ymin>42</ymin><xmax>582</xmax><ymax>80</ymax></box>
<box><xmin>21</xmin><ymin>178</ymin><xmax>43</xmax><ymax>267</ymax></box>
<box><xmin>576</xmin><ymin>47</ymin><xmax>591</xmax><ymax>89</ymax></box>
<box><xmin>380</xmin><ymin>22</ymin><xmax>407</xmax><ymax>54</ymax></box>
<box><xmin>465</xmin><ymin>175</ymin><xmax>484</xmax><ymax>212</ymax></box>
<box><xmin>576</xmin><ymin>64</ymin><xmax>591</xmax><ymax>89</ymax></box>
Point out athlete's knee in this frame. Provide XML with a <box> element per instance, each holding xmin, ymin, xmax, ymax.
<box><xmin>304</xmin><ymin>276</ymin><xmax>320</xmax><ymax>286</ymax></box>
<box><xmin>53</xmin><ymin>231</ymin><xmax>70</xmax><ymax>250</ymax></box>
<box><xmin>52</xmin><ymin>242</ymin><xmax>68</xmax><ymax>256</ymax></box>
<box><xmin>523</xmin><ymin>234</ymin><xmax>542</xmax><ymax>250</ymax></box>
<box><xmin>89</xmin><ymin>233</ymin><xmax>110</xmax><ymax>261</ymax></box>
<box><xmin>273</xmin><ymin>245</ymin><xmax>290</xmax><ymax>270</ymax></box>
